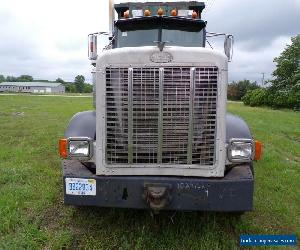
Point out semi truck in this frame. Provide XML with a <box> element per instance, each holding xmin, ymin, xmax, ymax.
<box><xmin>59</xmin><ymin>1</ymin><xmax>262</xmax><ymax>212</ymax></box>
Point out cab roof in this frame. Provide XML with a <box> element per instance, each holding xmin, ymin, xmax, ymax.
<box><xmin>115</xmin><ymin>1</ymin><xmax>205</xmax><ymax>19</ymax></box>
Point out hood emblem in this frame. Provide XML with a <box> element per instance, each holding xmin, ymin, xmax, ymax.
<box><xmin>150</xmin><ymin>52</ymin><xmax>173</xmax><ymax>63</ymax></box>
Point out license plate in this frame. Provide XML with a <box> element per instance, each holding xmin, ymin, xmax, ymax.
<box><xmin>65</xmin><ymin>178</ymin><xmax>96</xmax><ymax>196</ymax></box>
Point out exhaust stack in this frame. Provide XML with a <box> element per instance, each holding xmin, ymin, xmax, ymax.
<box><xmin>109</xmin><ymin>0</ymin><xmax>115</xmax><ymax>34</ymax></box>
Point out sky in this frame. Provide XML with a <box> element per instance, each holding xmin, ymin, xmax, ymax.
<box><xmin>0</xmin><ymin>0</ymin><xmax>299</xmax><ymax>83</ymax></box>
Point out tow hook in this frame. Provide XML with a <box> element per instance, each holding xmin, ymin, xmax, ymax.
<box><xmin>143</xmin><ymin>184</ymin><xmax>172</xmax><ymax>213</ymax></box>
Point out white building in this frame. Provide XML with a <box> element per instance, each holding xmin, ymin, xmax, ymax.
<box><xmin>0</xmin><ymin>82</ymin><xmax>65</xmax><ymax>94</ymax></box>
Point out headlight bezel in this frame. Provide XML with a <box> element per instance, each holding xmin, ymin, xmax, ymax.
<box><xmin>227</xmin><ymin>138</ymin><xmax>254</xmax><ymax>163</ymax></box>
<box><xmin>67</xmin><ymin>137</ymin><xmax>93</xmax><ymax>160</ymax></box>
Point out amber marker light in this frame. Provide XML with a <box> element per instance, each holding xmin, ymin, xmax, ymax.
<box><xmin>124</xmin><ymin>10</ymin><xmax>129</xmax><ymax>18</ymax></box>
<box><xmin>170</xmin><ymin>9</ymin><xmax>177</xmax><ymax>16</ymax></box>
<box><xmin>157</xmin><ymin>8</ymin><xmax>164</xmax><ymax>16</ymax></box>
<box><xmin>144</xmin><ymin>9</ymin><xmax>151</xmax><ymax>16</ymax></box>
<box><xmin>254</xmin><ymin>140</ymin><xmax>262</xmax><ymax>161</ymax></box>
<box><xmin>59</xmin><ymin>139</ymin><xmax>67</xmax><ymax>158</ymax></box>
<box><xmin>192</xmin><ymin>10</ymin><xmax>198</xmax><ymax>19</ymax></box>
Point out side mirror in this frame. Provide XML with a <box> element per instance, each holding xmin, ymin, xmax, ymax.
<box><xmin>88</xmin><ymin>34</ymin><xmax>98</xmax><ymax>60</ymax></box>
<box><xmin>224</xmin><ymin>35</ymin><xmax>234</xmax><ymax>62</ymax></box>
<box><xmin>88</xmin><ymin>32</ymin><xmax>111</xmax><ymax>61</ymax></box>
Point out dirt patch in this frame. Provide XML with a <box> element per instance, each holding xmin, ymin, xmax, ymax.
<box><xmin>39</xmin><ymin>200</ymin><xmax>65</xmax><ymax>231</ymax></box>
<box><xmin>11</xmin><ymin>112</ymin><xmax>25</xmax><ymax>116</ymax></box>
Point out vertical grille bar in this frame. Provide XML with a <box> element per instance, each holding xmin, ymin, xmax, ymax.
<box><xmin>157</xmin><ymin>68</ymin><xmax>164</xmax><ymax>163</ymax></box>
<box><xmin>162</xmin><ymin>67</ymin><xmax>190</xmax><ymax>164</ymax></box>
<box><xmin>193</xmin><ymin>67</ymin><xmax>218</xmax><ymax>164</ymax></box>
<box><xmin>132</xmin><ymin>68</ymin><xmax>159</xmax><ymax>163</ymax></box>
<box><xmin>128</xmin><ymin>68</ymin><xmax>133</xmax><ymax>163</ymax></box>
<box><xmin>106</xmin><ymin>68</ymin><xmax>129</xmax><ymax>164</ymax></box>
<box><xmin>187</xmin><ymin>67</ymin><xmax>195</xmax><ymax>164</ymax></box>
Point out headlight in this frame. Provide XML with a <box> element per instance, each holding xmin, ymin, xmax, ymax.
<box><xmin>67</xmin><ymin>137</ymin><xmax>93</xmax><ymax>159</ymax></box>
<box><xmin>227</xmin><ymin>138</ymin><xmax>253</xmax><ymax>163</ymax></box>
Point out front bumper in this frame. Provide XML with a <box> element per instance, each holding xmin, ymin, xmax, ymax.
<box><xmin>62</xmin><ymin>160</ymin><xmax>254</xmax><ymax>211</ymax></box>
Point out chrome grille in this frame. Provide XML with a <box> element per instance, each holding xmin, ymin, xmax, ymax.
<box><xmin>106</xmin><ymin>66</ymin><xmax>218</xmax><ymax>165</ymax></box>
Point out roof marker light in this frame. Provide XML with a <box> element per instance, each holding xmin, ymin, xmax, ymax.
<box><xmin>144</xmin><ymin>9</ymin><xmax>151</xmax><ymax>16</ymax></box>
<box><xmin>192</xmin><ymin>11</ymin><xmax>198</xmax><ymax>19</ymax></box>
<box><xmin>170</xmin><ymin>9</ymin><xmax>177</xmax><ymax>16</ymax></box>
<box><xmin>124</xmin><ymin>10</ymin><xmax>129</xmax><ymax>18</ymax></box>
<box><xmin>157</xmin><ymin>8</ymin><xmax>164</xmax><ymax>16</ymax></box>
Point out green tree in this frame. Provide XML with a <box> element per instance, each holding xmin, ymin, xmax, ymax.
<box><xmin>65</xmin><ymin>84</ymin><xmax>76</xmax><ymax>93</ymax></box>
<box><xmin>17</xmin><ymin>75</ymin><xmax>33</xmax><ymax>82</ymax></box>
<box><xmin>267</xmin><ymin>35</ymin><xmax>300</xmax><ymax>108</ymax></box>
<box><xmin>83</xmin><ymin>83</ymin><xmax>93</xmax><ymax>93</ymax></box>
<box><xmin>56</xmin><ymin>78</ymin><xmax>65</xmax><ymax>84</ymax></box>
<box><xmin>0</xmin><ymin>75</ymin><xmax>5</xmax><ymax>83</ymax></box>
<box><xmin>6</xmin><ymin>76</ymin><xmax>17</xmax><ymax>82</ymax></box>
<box><xmin>74</xmin><ymin>75</ymin><xmax>85</xmax><ymax>93</ymax></box>
<box><xmin>242</xmin><ymin>88</ymin><xmax>267</xmax><ymax>106</ymax></box>
<box><xmin>243</xmin><ymin>35</ymin><xmax>300</xmax><ymax>109</ymax></box>
<box><xmin>227</xmin><ymin>80</ymin><xmax>259</xmax><ymax>101</ymax></box>
<box><xmin>271</xmin><ymin>35</ymin><xmax>300</xmax><ymax>89</ymax></box>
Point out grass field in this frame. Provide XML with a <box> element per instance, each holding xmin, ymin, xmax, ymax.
<box><xmin>0</xmin><ymin>95</ymin><xmax>299</xmax><ymax>249</ymax></box>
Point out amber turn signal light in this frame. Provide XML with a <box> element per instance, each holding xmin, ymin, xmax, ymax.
<box><xmin>254</xmin><ymin>140</ymin><xmax>262</xmax><ymax>161</ymax></box>
<box><xmin>59</xmin><ymin>139</ymin><xmax>67</xmax><ymax>158</ymax></box>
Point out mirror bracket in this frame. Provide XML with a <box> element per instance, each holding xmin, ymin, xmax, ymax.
<box><xmin>206</xmin><ymin>32</ymin><xmax>234</xmax><ymax>62</ymax></box>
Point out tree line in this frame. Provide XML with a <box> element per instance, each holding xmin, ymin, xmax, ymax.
<box><xmin>227</xmin><ymin>80</ymin><xmax>260</xmax><ymax>101</ymax></box>
<box><xmin>228</xmin><ymin>35</ymin><xmax>299</xmax><ymax>110</ymax></box>
<box><xmin>242</xmin><ymin>35</ymin><xmax>300</xmax><ymax>109</ymax></box>
<box><xmin>0</xmin><ymin>74</ymin><xmax>34</xmax><ymax>82</ymax></box>
<box><xmin>0</xmin><ymin>74</ymin><xmax>92</xmax><ymax>93</ymax></box>
<box><xmin>56</xmin><ymin>75</ymin><xmax>92</xmax><ymax>93</ymax></box>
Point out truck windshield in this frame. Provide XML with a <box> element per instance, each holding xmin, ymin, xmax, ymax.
<box><xmin>115</xmin><ymin>16</ymin><xmax>206</xmax><ymax>48</ymax></box>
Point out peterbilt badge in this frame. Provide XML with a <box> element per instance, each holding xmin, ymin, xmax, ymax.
<box><xmin>150</xmin><ymin>52</ymin><xmax>173</xmax><ymax>63</ymax></box>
